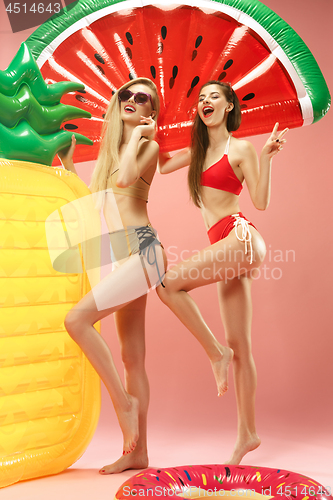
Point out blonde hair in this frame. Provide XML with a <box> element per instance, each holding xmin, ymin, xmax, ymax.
<box><xmin>89</xmin><ymin>78</ymin><xmax>160</xmax><ymax>209</ymax></box>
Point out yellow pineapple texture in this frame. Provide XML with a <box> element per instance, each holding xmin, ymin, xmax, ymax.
<box><xmin>0</xmin><ymin>159</ymin><xmax>101</xmax><ymax>487</ymax></box>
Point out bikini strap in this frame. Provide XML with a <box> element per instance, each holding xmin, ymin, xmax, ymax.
<box><xmin>110</xmin><ymin>168</ymin><xmax>150</xmax><ymax>186</ymax></box>
<box><xmin>224</xmin><ymin>135</ymin><xmax>231</xmax><ymax>155</ymax></box>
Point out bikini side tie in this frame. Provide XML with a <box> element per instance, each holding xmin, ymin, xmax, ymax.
<box><xmin>232</xmin><ymin>214</ymin><xmax>254</xmax><ymax>265</ymax></box>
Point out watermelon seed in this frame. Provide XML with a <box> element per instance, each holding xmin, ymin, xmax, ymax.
<box><xmin>126</xmin><ymin>32</ymin><xmax>133</xmax><ymax>45</ymax></box>
<box><xmin>94</xmin><ymin>53</ymin><xmax>105</xmax><ymax>64</ymax></box>
<box><xmin>223</xmin><ymin>59</ymin><xmax>233</xmax><ymax>70</ymax></box>
<box><xmin>150</xmin><ymin>66</ymin><xmax>156</xmax><ymax>79</ymax></box>
<box><xmin>187</xmin><ymin>76</ymin><xmax>199</xmax><ymax>97</ymax></box>
<box><xmin>169</xmin><ymin>66</ymin><xmax>178</xmax><ymax>89</ymax></box>
<box><xmin>161</xmin><ymin>26</ymin><xmax>167</xmax><ymax>39</ymax></box>
<box><xmin>129</xmin><ymin>73</ymin><xmax>135</xmax><ymax>80</ymax></box>
<box><xmin>96</xmin><ymin>65</ymin><xmax>105</xmax><ymax>75</ymax></box>
<box><xmin>126</xmin><ymin>47</ymin><xmax>133</xmax><ymax>59</ymax></box>
<box><xmin>242</xmin><ymin>93</ymin><xmax>255</xmax><ymax>101</ymax></box>
<box><xmin>64</xmin><ymin>124</ymin><xmax>78</xmax><ymax>130</ymax></box>
<box><xmin>191</xmin><ymin>76</ymin><xmax>199</xmax><ymax>88</ymax></box>
<box><xmin>77</xmin><ymin>89</ymin><xmax>86</xmax><ymax>94</ymax></box>
<box><xmin>240</xmin><ymin>104</ymin><xmax>247</xmax><ymax>109</ymax></box>
<box><xmin>218</xmin><ymin>71</ymin><xmax>226</xmax><ymax>81</ymax></box>
<box><xmin>195</xmin><ymin>36</ymin><xmax>203</xmax><ymax>48</ymax></box>
<box><xmin>192</xmin><ymin>50</ymin><xmax>197</xmax><ymax>61</ymax></box>
<box><xmin>76</xmin><ymin>95</ymin><xmax>87</xmax><ymax>103</ymax></box>
<box><xmin>102</xmin><ymin>113</ymin><xmax>106</xmax><ymax>118</ymax></box>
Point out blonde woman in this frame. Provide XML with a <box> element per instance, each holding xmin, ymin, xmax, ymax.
<box><xmin>58</xmin><ymin>78</ymin><xmax>166</xmax><ymax>474</ymax></box>
<box><xmin>157</xmin><ymin>80</ymin><xmax>288</xmax><ymax>465</ymax></box>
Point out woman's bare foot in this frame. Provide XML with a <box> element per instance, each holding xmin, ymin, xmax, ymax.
<box><xmin>225</xmin><ymin>434</ymin><xmax>261</xmax><ymax>465</ymax></box>
<box><xmin>99</xmin><ymin>447</ymin><xmax>148</xmax><ymax>475</ymax></box>
<box><xmin>117</xmin><ymin>394</ymin><xmax>139</xmax><ymax>455</ymax></box>
<box><xmin>210</xmin><ymin>345</ymin><xmax>234</xmax><ymax>396</ymax></box>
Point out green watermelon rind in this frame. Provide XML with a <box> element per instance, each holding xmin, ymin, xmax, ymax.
<box><xmin>25</xmin><ymin>0</ymin><xmax>330</xmax><ymax>124</ymax></box>
<box><xmin>218</xmin><ymin>0</ymin><xmax>330</xmax><ymax>123</ymax></box>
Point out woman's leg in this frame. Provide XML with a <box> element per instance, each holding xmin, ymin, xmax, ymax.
<box><xmin>65</xmin><ymin>243</ymin><xmax>166</xmax><ymax>456</ymax></box>
<box><xmin>65</xmin><ymin>253</ymin><xmax>149</xmax><ymax>455</ymax></box>
<box><xmin>217</xmin><ymin>276</ymin><xmax>261</xmax><ymax>464</ymax></box>
<box><xmin>99</xmin><ymin>295</ymin><xmax>150</xmax><ymax>474</ymax></box>
<box><xmin>157</xmin><ymin>228</ymin><xmax>265</xmax><ymax>395</ymax></box>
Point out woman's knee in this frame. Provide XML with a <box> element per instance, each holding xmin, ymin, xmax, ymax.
<box><xmin>156</xmin><ymin>278</ymin><xmax>174</xmax><ymax>303</ymax></box>
<box><xmin>225</xmin><ymin>335</ymin><xmax>252</xmax><ymax>359</ymax></box>
<box><xmin>121</xmin><ymin>350</ymin><xmax>145</xmax><ymax>372</ymax></box>
<box><xmin>64</xmin><ymin>309</ymin><xmax>82</xmax><ymax>340</ymax></box>
<box><xmin>156</xmin><ymin>278</ymin><xmax>181</xmax><ymax>303</ymax></box>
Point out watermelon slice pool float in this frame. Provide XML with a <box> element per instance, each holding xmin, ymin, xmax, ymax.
<box><xmin>25</xmin><ymin>0</ymin><xmax>330</xmax><ymax>161</ymax></box>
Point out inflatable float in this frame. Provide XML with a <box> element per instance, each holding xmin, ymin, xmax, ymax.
<box><xmin>0</xmin><ymin>45</ymin><xmax>100</xmax><ymax>488</ymax></box>
<box><xmin>115</xmin><ymin>465</ymin><xmax>333</xmax><ymax>500</ymax></box>
<box><xmin>25</xmin><ymin>0</ymin><xmax>330</xmax><ymax>161</ymax></box>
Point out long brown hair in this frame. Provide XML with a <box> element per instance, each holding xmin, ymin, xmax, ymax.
<box><xmin>188</xmin><ymin>81</ymin><xmax>241</xmax><ymax>207</ymax></box>
<box><xmin>89</xmin><ymin>78</ymin><xmax>160</xmax><ymax>210</ymax></box>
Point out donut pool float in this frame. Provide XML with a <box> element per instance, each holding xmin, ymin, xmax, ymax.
<box><xmin>115</xmin><ymin>465</ymin><xmax>332</xmax><ymax>500</ymax></box>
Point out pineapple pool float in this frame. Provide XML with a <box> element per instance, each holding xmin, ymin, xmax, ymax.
<box><xmin>0</xmin><ymin>42</ymin><xmax>101</xmax><ymax>488</ymax></box>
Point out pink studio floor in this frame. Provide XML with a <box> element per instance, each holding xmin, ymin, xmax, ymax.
<box><xmin>4</xmin><ymin>412</ymin><xmax>333</xmax><ymax>500</ymax></box>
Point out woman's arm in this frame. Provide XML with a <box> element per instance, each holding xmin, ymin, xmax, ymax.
<box><xmin>239</xmin><ymin>123</ymin><xmax>288</xmax><ymax>210</ymax></box>
<box><xmin>57</xmin><ymin>134</ymin><xmax>78</xmax><ymax>175</ymax></box>
<box><xmin>158</xmin><ymin>148</ymin><xmax>191</xmax><ymax>174</ymax></box>
<box><xmin>116</xmin><ymin>116</ymin><xmax>159</xmax><ymax>187</ymax></box>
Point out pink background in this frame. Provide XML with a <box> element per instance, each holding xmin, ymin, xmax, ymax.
<box><xmin>1</xmin><ymin>0</ymin><xmax>332</xmax><ymax>498</ymax></box>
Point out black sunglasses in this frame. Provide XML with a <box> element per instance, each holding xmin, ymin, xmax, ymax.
<box><xmin>118</xmin><ymin>89</ymin><xmax>154</xmax><ymax>108</ymax></box>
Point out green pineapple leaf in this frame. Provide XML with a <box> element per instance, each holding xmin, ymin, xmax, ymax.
<box><xmin>0</xmin><ymin>43</ymin><xmax>93</xmax><ymax>165</ymax></box>
<box><xmin>0</xmin><ymin>122</ymin><xmax>92</xmax><ymax>166</ymax></box>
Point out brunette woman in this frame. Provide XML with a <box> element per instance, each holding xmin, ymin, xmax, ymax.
<box><xmin>157</xmin><ymin>80</ymin><xmax>287</xmax><ymax>464</ymax></box>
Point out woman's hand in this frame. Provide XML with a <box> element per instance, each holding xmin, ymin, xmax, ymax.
<box><xmin>58</xmin><ymin>134</ymin><xmax>77</xmax><ymax>173</ymax></box>
<box><xmin>261</xmin><ymin>122</ymin><xmax>288</xmax><ymax>159</ymax></box>
<box><xmin>134</xmin><ymin>116</ymin><xmax>156</xmax><ymax>139</ymax></box>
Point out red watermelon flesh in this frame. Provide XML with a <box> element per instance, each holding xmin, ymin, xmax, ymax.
<box><xmin>38</xmin><ymin>4</ymin><xmax>303</xmax><ymax>163</ymax></box>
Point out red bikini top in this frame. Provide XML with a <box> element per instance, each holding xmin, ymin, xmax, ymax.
<box><xmin>201</xmin><ymin>135</ymin><xmax>243</xmax><ymax>195</ymax></box>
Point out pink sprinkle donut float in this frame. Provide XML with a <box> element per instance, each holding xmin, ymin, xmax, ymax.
<box><xmin>115</xmin><ymin>465</ymin><xmax>332</xmax><ymax>500</ymax></box>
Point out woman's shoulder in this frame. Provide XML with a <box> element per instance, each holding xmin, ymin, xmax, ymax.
<box><xmin>230</xmin><ymin>136</ymin><xmax>256</xmax><ymax>157</ymax></box>
<box><xmin>138</xmin><ymin>138</ymin><xmax>159</xmax><ymax>154</ymax></box>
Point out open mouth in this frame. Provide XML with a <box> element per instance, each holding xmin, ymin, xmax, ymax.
<box><xmin>124</xmin><ymin>105</ymin><xmax>136</xmax><ymax>112</ymax></box>
<box><xmin>203</xmin><ymin>106</ymin><xmax>214</xmax><ymax>117</ymax></box>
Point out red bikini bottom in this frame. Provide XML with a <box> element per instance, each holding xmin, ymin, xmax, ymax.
<box><xmin>207</xmin><ymin>212</ymin><xmax>256</xmax><ymax>245</ymax></box>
